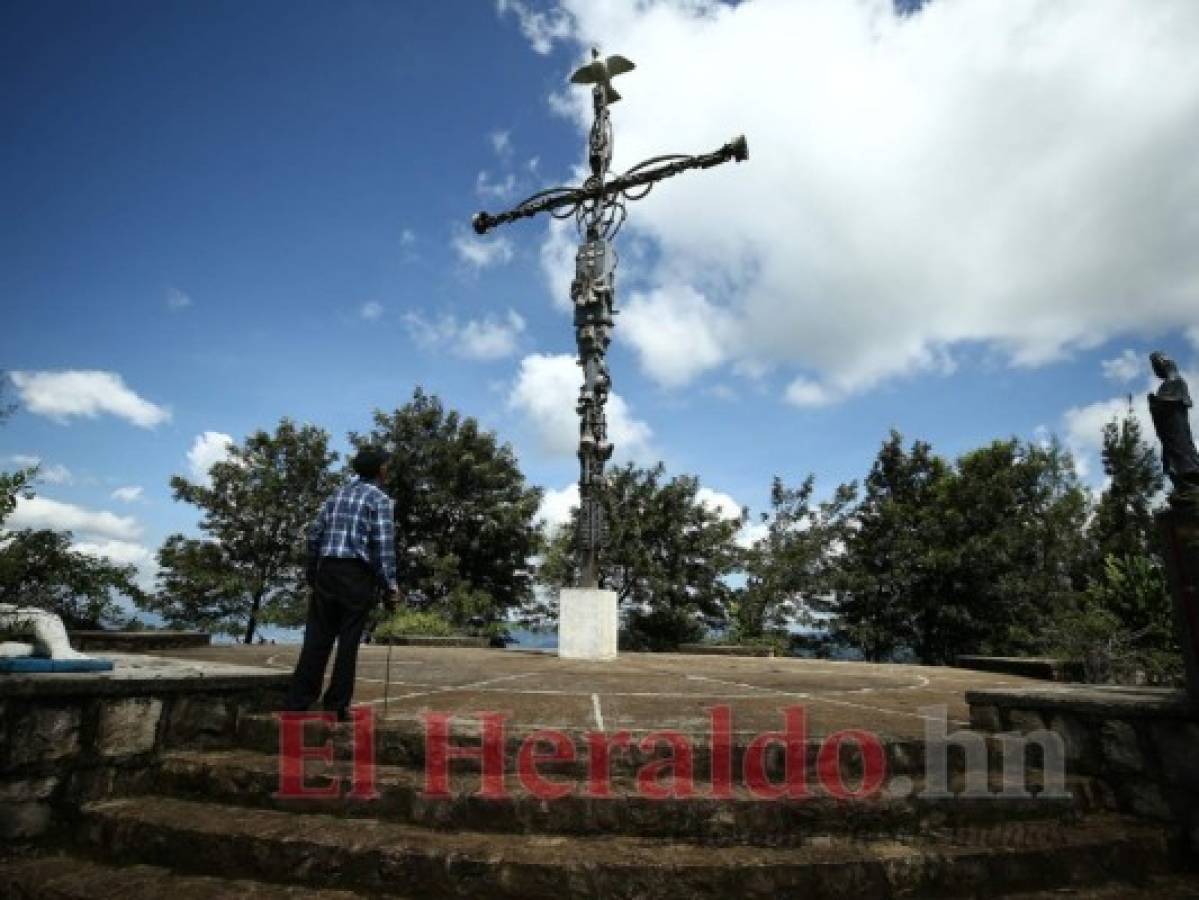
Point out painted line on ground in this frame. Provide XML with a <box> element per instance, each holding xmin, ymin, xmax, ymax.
<box><xmin>362</xmin><ymin>671</ymin><xmax>542</xmax><ymax>708</ymax></box>
<box><xmin>683</xmin><ymin>672</ymin><xmax>971</xmax><ymax>727</ymax></box>
<box><xmin>591</xmin><ymin>693</ymin><xmax>605</xmax><ymax>731</ymax></box>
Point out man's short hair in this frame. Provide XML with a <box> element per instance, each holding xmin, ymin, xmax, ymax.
<box><xmin>351</xmin><ymin>446</ymin><xmax>388</xmax><ymax>480</ymax></box>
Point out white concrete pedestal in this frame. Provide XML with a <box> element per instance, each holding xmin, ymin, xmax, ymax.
<box><xmin>557</xmin><ymin>588</ymin><xmax>618</xmax><ymax>660</ymax></box>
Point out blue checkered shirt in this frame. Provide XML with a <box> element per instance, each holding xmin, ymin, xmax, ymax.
<box><xmin>307</xmin><ymin>479</ymin><xmax>397</xmax><ymax>591</ymax></box>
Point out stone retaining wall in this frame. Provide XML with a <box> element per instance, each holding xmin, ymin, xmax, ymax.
<box><xmin>69</xmin><ymin>630</ymin><xmax>211</xmax><ymax>652</ymax></box>
<box><xmin>956</xmin><ymin>655</ymin><xmax>1084</xmax><ymax>682</ymax></box>
<box><xmin>374</xmin><ymin>635</ymin><xmax>490</xmax><ymax>648</ymax></box>
<box><xmin>967</xmin><ymin>685</ymin><xmax>1199</xmax><ymax>865</ymax></box>
<box><xmin>0</xmin><ymin>655</ymin><xmax>288</xmax><ymax>841</ymax></box>
<box><xmin>677</xmin><ymin>644</ymin><xmax>775</xmax><ymax>657</ymax></box>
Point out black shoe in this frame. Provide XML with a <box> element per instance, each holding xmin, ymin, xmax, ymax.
<box><xmin>321</xmin><ymin>705</ymin><xmax>350</xmax><ymax>723</ymax></box>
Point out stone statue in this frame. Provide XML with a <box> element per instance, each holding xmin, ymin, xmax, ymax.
<box><xmin>1148</xmin><ymin>351</ymin><xmax>1199</xmax><ymax>508</ymax></box>
<box><xmin>0</xmin><ymin>603</ymin><xmax>92</xmax><ymax>661</ymax></box>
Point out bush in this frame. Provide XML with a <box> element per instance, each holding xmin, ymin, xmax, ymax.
<box><xmin>374</xmin><ymin>609</ymin><xmax>454</xmax><ymax>638</ymax></box>
<box><xmin>714</xmin><ymin>628</ymin><xmax>790</xmax><ymax>657</ymax></box>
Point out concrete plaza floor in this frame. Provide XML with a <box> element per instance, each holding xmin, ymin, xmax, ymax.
<box><xmin>159</xmin><ymin>645</ymin><xmax>1043</xmax><ymax>740</ymax></box>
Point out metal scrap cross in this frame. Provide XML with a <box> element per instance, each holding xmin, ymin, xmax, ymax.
<box><xmin>473</xmin><ymin>48</ymin><xmax>748</xmax><ymax>589</ymax></box>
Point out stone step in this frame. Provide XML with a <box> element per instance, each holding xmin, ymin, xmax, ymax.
<box><xmin>236</xmin><ymin>713</ymin><xmax>1047</xmax><ymax>783</ymax></box>
<box><xmin>148</xmin><ymin>748</ymin><xmax>1099</xmax><ymax>846</ymax></box>
<box><xmin>77</xmin><ymin>796</ymin><xmax>1169</xmax><ymax>899</ymax></box>
<box><xmin>0</xmin><ymin>851</ymin><xmax>370</xmax><ymax>899</ymax></box>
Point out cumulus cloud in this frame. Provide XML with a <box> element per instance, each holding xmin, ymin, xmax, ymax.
<box><xmin>620</xmin><ymin>286</ymin><xmax>736</xmax><ymax>388</ymax></box>
<box><xmin>536</xmin><ymin>482</ymin><xmax>579</xmax><ymax>531</ymax></box>
<box><xmin>7</xmin><ymin>495</ymin><xmax>141</xmax><ymax>542</ymax></box>
<box><xmin>187</xmin><ymin>431</ymin><xmax>234</xmax><ymax>482</ymax></box>
<box><xmin>404</xmin><ymin>309</ymin><xmax>527</xmax><ymax>361</ymax></box>
<box><xmin>539</xmin><ymin>218</ymin><xmax>579</xmax><ymax>312</ymax></box>
<box><xmin>4</xmin><ymin>495</ymin><xmax>156</xmax><ymax>589</ymax></box>
<box><xmin>508</xmin><ymin>353</ymin><xmax>653</xmax><ymax>459</ymax></box>
<box><xmin>1101</xmin><ymin>349</ymin><xmax>1144</xmax><ymax>383</ymax></box>
<box><xmin>510</xmin><ymin>0</ymin><xmax>1199</xmax><ymax>404</ymax></box>
<box><xmin>452</xmin><ymin>229</ymin><xmax>514</xmax><ymax>269</ymax></box>
<box><xmin>71</xmin><ymin>538</ymin><xmax>158</xmax><ymax>589</ymax></box>
<box><xmin>111</xmin><ymin>485</ymin><xmax>143</xmax><ymax>503</ymax></box>
<box><xmin>695</xmin><ymin>486</ymin><xmax>743</xmax><ymax>521</ymax></box>
<box><xmin>10</xmin><ymin>370</ymin><xmax>170</xmax><ymax>428</ymax></box>
<box><xmin>360</xmin><ymin>301</ymin><xmax>384</xmax><ymax>321</ymax></box>
<box><xmin>1056</xmin><ymin>358</ymin><xmax>1199</xmax><ymax>482</ymax></box>
<box><xmin>784</xmin><ymin>377</ymin><xmax>838</xmax><ymax>409</ymax></box>
<box><xmin>165</xmin><ymin>287</ymin><xmax>192</xmax><ymax>310</ymax></box>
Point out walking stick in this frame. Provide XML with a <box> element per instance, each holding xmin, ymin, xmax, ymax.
<box><xmin>383</xmin><ymin>632</ymin><xmax>392</xmax><ymax>719</ymax></box>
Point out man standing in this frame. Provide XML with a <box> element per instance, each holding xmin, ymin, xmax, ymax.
<box><xmin>285</xmin><ymin>446</ymin><xmax>400</xmax><ymax>720</ymax></box>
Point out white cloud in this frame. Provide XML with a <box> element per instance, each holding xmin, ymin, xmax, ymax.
<box><xmin>7</xmin><ymin>495</ymin><xmax>141</xmax><ymax>542</ymax></box>
<box><xmin>539</xmin><ymin>217</ymin><xmax>579</xmax><ymax>312</ymax></box>
<box><xmin>38</xmin><ymin>463</ymin><xmax>72</xmax><ymax>485</ymax></box>
<box><xmin>695</xmin><ymin>486</ymin><xmax>743</xmax><ymax>521</ymax></box>
<box><xmin>495</xmin><ymin>0</ymin><xmax>573</xmax><ymax>54</ymax></box>
<box><xmin>508</xmin><ymin>353</ymin><xmax>653</xmax><ymax>459</ymax></box>
<box><xmin>71</xmin><ymin>538</ymin><xmax>158</xmax><ymax>590</ymax></box>
<box><xmin>514</xmin><ymin>0</ymin><xmax>1199</xmax><ymax>405</ymax></box>
<box><xmin>111</xmin><ymin>485</ymin><xmax>143</xmax><ymax>503</ymax></box>
<box><xmin>10</xmin><ymin>370</ymin><xmax>170</xmax><ymax>429</ymax></box>
<box><xmin>536</xmin><ymin>482</ymin><xmax>579</xmax><ymax>531</ymax></box>
<box><xmin>476</xmin><ymin>170</ymin><xmax>518</xmax><ymax>201</ymax></box>
<box><xmin>1101</xmin><ymin>349</ymin><xmax>1144</xmax><ymax>383</ymax></box>
<box><xmin>1056</xmin><ymin>360</ymin><xmax>1193</xmax><ymax>483</ymax></box>
<box><xmin>620</xmin><ymin>286</ymin><xmax>735</xmax><ymax>387</ymax></box>
<box><xmin>360</xmin><ymin>301</ymin><xmax>384</xmax><ymax>321</ymax></box>
<box><xmin>3</xmin><ymin>455</ymin><xmax>71</xmax><ymax>484</ymax></box>
<box><xmin>736</xmin><ymin>520</ymin><xmax>769</xmax><ymax>550</ymax></box>
<box><xmin>400</xmin><ymin>228</ymin><xmax>416</xmax><ymax>246</ymax></box>
<box><xmin>404</xmin><ymin>309</ymin><xmax>527</xmax><ymax>361</ymax></box>
<box><xmin>166</xmin><ymin>287</ymin><xmax>192</xmax><ymax>310</ymax></box>
<box><xmin>784</xmin><ymin>377</ymin><xmax>837</xmax><ymax>409</ymax></box>
<box><xmin>187</xmin><ymin>431</ymin><xmax>234</xmax><ymax>482</ymax></box>
<box><xmin>490</xmin><ymin>129</ymin><xmax>513</xmax><ymax>158</ymax></box>
<box><xmin>452</xmin><ymin>229</ymin><xmax>514</xmax><ymax>269</ymax></box>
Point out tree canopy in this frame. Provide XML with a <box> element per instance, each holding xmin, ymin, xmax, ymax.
<box><xmin>355</xmin><ymin>388</ymin><xmax>542</xmax><ymax>628</ymax></box>
<box><xmin>539</xmin><ymin>462</ymin><xmax>743</xmax><ymax>650</ymax></box>
<box><xmin>144</xmin><ymin>418</ymin><xmax>339</xmax><ymax>643</ymax></box>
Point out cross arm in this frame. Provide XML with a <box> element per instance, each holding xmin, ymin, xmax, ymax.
<box><xmin>472</xmin><ymin>135</ymin><xmax>748</xmax><ymax>235</ymax></box>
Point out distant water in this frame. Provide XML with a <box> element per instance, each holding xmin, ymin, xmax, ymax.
<box><xmin>217</xmin><ymin>625</ymin><xmax>861</xmax><ymax>657</ymax></box>
<box><xmin>506</xmin><ymin>628</ymin><xmax>558</xmax><ymax>650</ymax></box>
<box><xmin>218</xmin><ymin>624</ymin><xmax>559</xmax><ymax>650</ymax></box>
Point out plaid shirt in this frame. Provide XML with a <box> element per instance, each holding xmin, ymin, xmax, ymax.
<box><xmin>307</xmin><ymin>479</ymin><xmax>397</xmax><ymax>591</ymax></box>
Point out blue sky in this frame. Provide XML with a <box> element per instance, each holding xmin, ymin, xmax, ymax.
<box><xmin>3</xmin><ymin>0</ymin><xmax>1199</xmax><ymax>592</ymax></box>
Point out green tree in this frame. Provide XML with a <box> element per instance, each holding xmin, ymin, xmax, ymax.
<box><xmin>0</xmin><ymin>377</ymin><xmax>35</xmax><ymax>527</ymax></box>
<box><xmin>831</xmin><ymin>432</ymin><xmax>947</xmax><ymax>662</ymax></box>
<box><xmin>1057</xmin><ymin>554</ymin><xmax>1178</xmax><ymax>683</ymax></box>
<box><xmin>0</xmin><ymin>377</ymin><xmax>143</xmax><ymax>628</ymax></box>
<box><xmin>1091</xmin><ymin>401</ymin><xmax>1163</xmax><ymax>562</ymax></box>
<box><xmin>930</xmin><ymin>437</ymin><xmax>1090</xmax><ymax>663</ymax></box>
<box><xmin>739</xmin><ymin>474</ymin><xmax>855</xmax><ymax>645</ymax></box>
<box><xmin>0</xmin><ymin>529</ymin><xmax>144</xmax><ymax>628</ymax></box>
<box><xmin>539</xmin><ymin>462</ymin><xmax>743</xmax><ymax>651</ymax></box>
<box><xmin>355</xmin><ymin>388</ymin><xmax>541</xmax><ymax>628</ymax></box>
<box><xmin>145</xmin><ymin>419</ymin><xmax>338</xmax><ymax>643</ymax></box>
<box><xmin>1055</xmin><ymin>404</ymin><xmax>1178</xmax><ymax>683</ymax></box>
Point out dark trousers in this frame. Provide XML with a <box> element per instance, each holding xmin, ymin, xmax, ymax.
<box><xmin>285</xmin><ymin>558</ymin><xmax>378</xmax><ymax>715</ymax></box>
